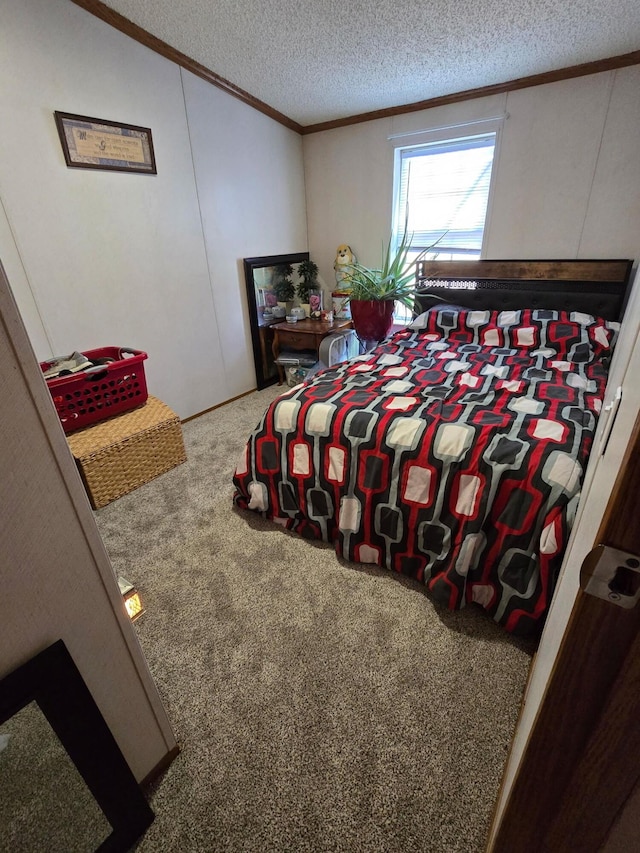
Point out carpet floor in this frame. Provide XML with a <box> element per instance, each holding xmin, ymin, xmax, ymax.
<box><xmin>92</xmin><ymin>385</ymin><xmax>534</xmax><ymax>853</ymax></box>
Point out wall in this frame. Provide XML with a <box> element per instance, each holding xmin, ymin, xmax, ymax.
<box><xmin>182</xmin><ymin>72</ymin><xmax>307</xmax><ymax>391</ymax></box>
<box><xmin>0</xmin><ymin>0</ymin><xmax>307</xmax><ymax>420</ymax></box>
<box><xmin>0</xmin><ymin>262</ymin><xmax>176</xmax><ymax>781</ymax></box>
<box><xmin>303</xmin><ymin>68</ymin><xmax>640</xmax><ymax>290</ymax></box>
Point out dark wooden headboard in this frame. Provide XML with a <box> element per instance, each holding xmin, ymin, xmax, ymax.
<box><xmin>415</xmin><ymin>259</ymin><xmax>634</xmax><ymax>322</ymax></box>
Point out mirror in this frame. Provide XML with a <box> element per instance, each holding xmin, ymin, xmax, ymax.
<box><xmin>0</xmin><ymin>640</ymin><xmax>154</xmax><ymax>852</ymax></box>
<box><xmin>0</xmin><ymin>702</ymin><xmax>111</xmax><ymax>851</ymax></box>
<box><xmin>243</xmin><ymin>253</ymin><xmax>309</xmax><ymax>389</ymax></box>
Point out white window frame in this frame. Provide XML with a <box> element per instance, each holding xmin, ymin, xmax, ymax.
<box><xmin>389</xmin><ymin>117</ymin><xmax>503</xmax><ymax>320</ymax></box>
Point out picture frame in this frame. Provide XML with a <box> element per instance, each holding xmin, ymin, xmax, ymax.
<box><xmin>54</xmin><ymin>111</ymin><xmax>157</xmax><ymax>174</ymax></box>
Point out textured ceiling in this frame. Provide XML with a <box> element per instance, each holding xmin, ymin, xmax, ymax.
<box><xmin>99</xmin><ymin>0</ymin><xmax>640</xmax><ymax>127</ymax></box>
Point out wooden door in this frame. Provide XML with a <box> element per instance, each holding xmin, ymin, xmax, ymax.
<box><xmin>488</xmin><ymin>409</ymin><xmax>640</xmax><ymax>851</ymax></box>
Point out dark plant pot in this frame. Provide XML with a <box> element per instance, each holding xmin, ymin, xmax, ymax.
<box><xmin>350</xmin><ymin>299</ymin><xmax>395</xmax><ymax>344</ymax></box>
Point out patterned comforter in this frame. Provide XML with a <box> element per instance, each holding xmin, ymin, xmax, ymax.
<box><xmin>233</xmin><ymin>307</ymin><xmax>618</xmax><ymax>636</ymax></box>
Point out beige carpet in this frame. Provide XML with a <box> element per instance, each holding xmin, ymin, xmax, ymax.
<box><xmin>93</xmin><ymin>385</ymin><xmax>534</xmax><ymax>853</ymax></box>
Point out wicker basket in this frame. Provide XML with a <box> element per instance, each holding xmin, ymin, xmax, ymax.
<box><xmin>66</xmin><ymin>396</ymin><xmax>186</xmax><ymax>508</ymax></box>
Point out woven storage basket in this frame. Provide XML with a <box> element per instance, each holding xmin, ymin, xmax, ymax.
<box><xmin>66</xmin><ymin>396</ymin><xmax>186</xmax><ymax>509</ymax></box>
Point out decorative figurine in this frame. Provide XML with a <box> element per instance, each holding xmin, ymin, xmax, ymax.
<box><xmin>334</xmin><ymin>244</ymin><xmax>357</xmax><ymax>286</ymax></box>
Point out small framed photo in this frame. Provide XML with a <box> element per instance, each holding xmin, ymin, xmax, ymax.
<box><xmin>54</xmin><ymin>111</ymin><xmax>157</xmax><ymax>174</ymax></box>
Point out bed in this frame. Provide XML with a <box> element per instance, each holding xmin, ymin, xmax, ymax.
<box><xmin>233</xmin><ymin>259</ymin><xmax>633</xmax><ymax>636</ymax></box>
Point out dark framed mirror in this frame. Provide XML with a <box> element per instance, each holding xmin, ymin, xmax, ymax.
<box><xmin>0</xmin><ymin>640</ymin><xmax>154</xmax><ymax>852</ymax></box>
<box><xmin>243</xmin><ymin>253</ymin><xmax>309</xmax><ymax>389</ymax></box>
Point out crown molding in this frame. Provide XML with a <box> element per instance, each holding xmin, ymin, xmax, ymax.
<box><xmin>301</xmin><ymin>50</ymin><xmax>640</xmax><ymax>134</ymax></box>
<box><xmin>70</xmin><ymin>2</ymin><xmax>640</xmax><ymax>137</ymax></box>
<box><xmin>69</xmin><ymin>0</ymin><xmax>304</xmax><ymax>133</ymax></box>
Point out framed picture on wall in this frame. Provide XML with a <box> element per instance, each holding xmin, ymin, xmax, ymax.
<box><xmin>54</xmin><ymin>111</ymin><xmax>157</xmax><ymax>174</ymax></box>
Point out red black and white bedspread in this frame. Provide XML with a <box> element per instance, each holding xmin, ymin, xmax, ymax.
<box><xmin>233</xmin><ymin>307</ymin><xmax>618</xmax><ymax>636</ymax></box>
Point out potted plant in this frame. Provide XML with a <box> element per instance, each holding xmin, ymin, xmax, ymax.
<box><xmin>341</xmin><ymin>222</ymin><xmax>443</xmax><ymax>344</ymax></box>
<box><xmin>296</xmin><ymin>259</ymin><xmax>319</xmax><ymax>313</ymax></box>
<box><xmin>272</xmin><ymin>263</ymin><xmax>295</xmax><ymax>311</ymax></box>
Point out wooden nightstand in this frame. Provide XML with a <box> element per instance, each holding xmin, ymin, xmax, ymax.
<box><xmin>271</xmin><ymin>317</ymin><xmax>353</xmax><ymax>384</ymax></box>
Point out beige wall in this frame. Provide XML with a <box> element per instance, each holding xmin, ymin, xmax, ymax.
<box><xmin>303</xmin><ymin>67</ymin><xmax>640</xmax><ymax>294</ymax></box>
<box><xmin>0</xmin><ymin>264</ymin><xmax>176</xmax><ymax>781</ymax></box>
<box><xmin>0</xmin><ymin>0</ymin><xmax>307</xmax><ymax>419</ymax></box>
<box><xmin>182</xmin><ymin>71</ymin><xmax>307</xmax><ymax>390</ymax></box>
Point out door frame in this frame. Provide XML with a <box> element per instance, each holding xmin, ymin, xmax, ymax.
<box><xmin>487</xmin><ymin>409</ymin><xmax>640</xmax><ymax>851</ymax></box>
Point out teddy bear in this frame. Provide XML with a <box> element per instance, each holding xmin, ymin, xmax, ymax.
<box><xmin>334</xmin><ymin>244</ymin><xmax>356</xmax><ymax>286</ymax></box>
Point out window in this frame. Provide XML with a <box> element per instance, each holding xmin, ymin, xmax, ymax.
<box><xmin>392</xmin><ymin>131</ymin><xmax>497</xmax><ymax>320</ymax></box>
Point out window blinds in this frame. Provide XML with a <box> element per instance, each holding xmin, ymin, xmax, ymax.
<box><xmin>396</xmin><ymin>134</ymin><xmax>496</xmax><ymax>254</ymax></box>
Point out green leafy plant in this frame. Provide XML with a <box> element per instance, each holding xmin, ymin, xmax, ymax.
<box><xmin>342</xmin><ymin>220</ymin><xmax>445</xmax><ymax>314</ymax></box>
<box><xmin>273</xmin><ymin>263</ymin><xmax>295</xmax><ymax>302</ymax></box>
<box><xmin>296</xmin><ymin>259</ymin><xmax>319</xmax><ymax>303</ymax></box>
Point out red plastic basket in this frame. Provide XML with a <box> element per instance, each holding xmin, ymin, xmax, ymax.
<box><xmin>40</xmin><ymin>347</ymin><xmax>148</xmax><ymax>434</ymax></box>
